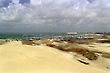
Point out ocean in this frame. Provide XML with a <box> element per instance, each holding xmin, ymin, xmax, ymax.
<box><xmin>0</xmin><ymin>32</ymin><xmax>68</xmax><ymax>39</ymax></box>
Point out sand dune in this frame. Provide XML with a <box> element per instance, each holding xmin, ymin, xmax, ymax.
<box><xmin>0</xmin><ymin>41</ymin><xmax>108</xmax><ymax>73</ymax></box>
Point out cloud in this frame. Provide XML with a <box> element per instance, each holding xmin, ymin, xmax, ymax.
<box><xmin>0</xmin><ymin>0</ymin><xmax>4</xmax><ymax>7</ymax></box>
<box><xmin>0</xmin><ymin>0</ymin><xmax>110</xmax><ymax>32</ymax></box>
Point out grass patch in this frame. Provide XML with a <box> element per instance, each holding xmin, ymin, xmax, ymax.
<box><xmin>62</xmin><ymin>38</ymin><xmax>94</xmax><ymax>44</ymax></box>
<box><xmin>0</xmin><ymin>40</ymin><xmax>9</xmax><ymax>45</ymax></box>
<box><xmin>102</xmin><ymin>53</ymin><xmax>110</xmax><ymax>59</ymax></box>
<box><xmin>22</xmin><ymin>40</ymin><xmax>36</xmax><ymax>45</ymax></box>
<box><xmin>45</xmin><ymin>40</ymin><xmax>98</xmax><ymax>60</ymax></box>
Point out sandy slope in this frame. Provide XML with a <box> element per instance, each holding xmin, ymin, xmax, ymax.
<box><xmin>0</xmin><ymin>41</ymin><xmax>108</xmax><ymax>73</ymax></box>
<box><xmin>80</xmin><ymin>43</ymin><xmax>110</xmax><ymax>53</ymax></box>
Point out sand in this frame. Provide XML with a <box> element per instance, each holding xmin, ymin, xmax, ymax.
<box><xmin>0</xmin><ymin>41</ymin><xmax>109</xmax><ymax>73</ymax></box>
<box><xmin>80</xmin><ymin>43</ymin><xmax>110</xmax><ymax>53</ymax></box>
<box><xmin>80</xmin><ymin>43</ymin><xmax>110</xmax><ymax>72</ymax></box>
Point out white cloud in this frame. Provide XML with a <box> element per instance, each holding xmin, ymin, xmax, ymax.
<box><xmin>31</xmin><ymin>0</ymin><xmax>42</xmax><ymax>5</ymax></box>
<box><xmin>0</xmin><ymin>0</ymin><xmax>110</xmax><ymax>32</ymax></box>
<box><xmin>12</xmin><ymin>0</ymin><xmax>19</xmax><ymax>4</ymax></box>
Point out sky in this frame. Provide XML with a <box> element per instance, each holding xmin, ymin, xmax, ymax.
<box><xmin>0</xmin><ymin>0</ymin><xmax>110</xmax><ymax>32</ymax></box>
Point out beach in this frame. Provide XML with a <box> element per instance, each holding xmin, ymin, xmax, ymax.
<box><xmin>0</xmin><ymin>41</ymin><xmax>109</xmax><ymax>73</ymax></box>
<box><xmin>0</xmin><ymin>0</ymin><xmax>109</xmax><ymax>72</ymax></box>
